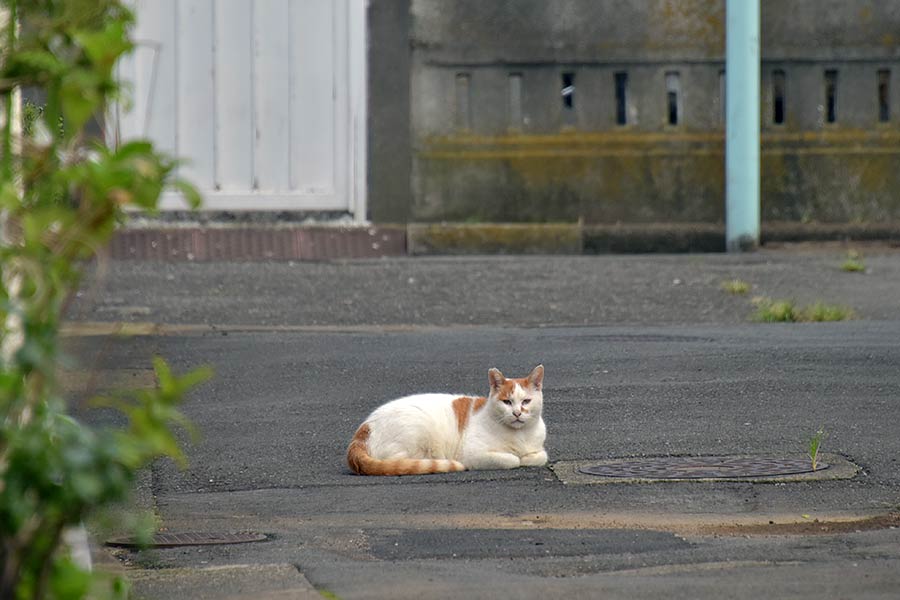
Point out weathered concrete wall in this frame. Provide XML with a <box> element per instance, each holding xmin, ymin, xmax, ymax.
<box><xmin>405</xmin><ymin>0</ymin><xmax>900</xmax><ymax>224</ymax></box>
<box><xmin>368</xmin><ymin>0</ymin><xmax>412</xmax><ymax>222</ymax></box>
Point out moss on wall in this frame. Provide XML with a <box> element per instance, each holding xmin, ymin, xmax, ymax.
<box><xmin>414</xmin><ymin>130</ymin><xmax>900</xmax><ymax>224</ymax></box>
<box><xmin>407</xmin><ymin>223</ymin><xmax>581</xmax><ymax>254</ymax></box>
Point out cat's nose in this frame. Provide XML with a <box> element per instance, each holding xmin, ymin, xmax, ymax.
<box><xmin>512</xmin><ymin>410</ymin><xmax>522</xmax><ymax>417</ymax></box>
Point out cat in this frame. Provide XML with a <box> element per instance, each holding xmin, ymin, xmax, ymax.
<box><xmin>347</xmin><ymin>365</ymin><xmax>547</xmax><ymax>476</ymax></box>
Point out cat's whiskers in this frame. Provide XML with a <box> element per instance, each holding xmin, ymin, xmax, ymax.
<box><xmin>490</xmin><ymin>408</ymin><xmax>511</xmax><ymax>426</ymax></box>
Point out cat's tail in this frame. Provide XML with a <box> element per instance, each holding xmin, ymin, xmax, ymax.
<box><xmin>347</xmin><ymin>424</ymin><xmax>466</xmax><ymax>476</ymax></box>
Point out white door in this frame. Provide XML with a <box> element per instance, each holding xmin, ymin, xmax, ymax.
<box><xmin>113</xmin><ymin>0</ymin><xmax>366</xmax><ymax>217</ymax></box>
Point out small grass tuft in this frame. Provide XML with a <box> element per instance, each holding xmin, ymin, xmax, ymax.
<box><xmin>751</xmin><ymin>297</ymin><xmax>855</xmax><ymax>323</ymax></box>
<box><xmin>841</xmin><ymin>259</ymin><xmax>865</xmax><ymax>272</ymax></box>
<box><xmin>808</xmin><ymin>427</ymin><xmax>827</xmax><ymax>471</ymax></box>
<box><xmin>841</xmin><ymin>249</ymin><xmax>866</xmax><ymax>273</ymax></box>
<box><xmin>752</xmin><ymin>297</ymin><xmax>797</xmax><ymax>322</ymax></box>
<box><xmin>800</xmin><ymin>301</ymin><xmax>855</xmax><ymax>322</ymax></box>
<box><xmin>720</xmin><ymin>279</ymin><xmax>751</xmax><ymax>295</ymax></box>
<box><xmin>841</xmin><ymin>250</ymin><xmax>866</xmax><ymax>273</ymax></box>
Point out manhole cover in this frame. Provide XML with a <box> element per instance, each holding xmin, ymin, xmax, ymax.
<box><xmin>105</xmin><ymin>531</ymin><xmax>267</xmax><ymax>548</ymax></box>
<box><xmin>578</xmin><ymin>456</ymin><xmax>828</xmax><ymax>480</ymax></box>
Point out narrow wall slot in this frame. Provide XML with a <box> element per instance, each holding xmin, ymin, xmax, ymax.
<box><xmin>665</xmin><ymin>71</ymin><xmax>681</xmax><ymax>126</ymax></box>
<box><xmin>561</xmin><ymin>72</ymin><xmax>575</xmax><ymax>109</ymax></box>
<box><xmin>825</xmin><ymin>69</ymin><xmax>837</xmax><ymax>123</ymax></box>
<box><xmin>772</xmin><ymin>69</ymin><xmax>786</xmax><ymax>125</ymax></box>
<box><xmin>719</xmin><ymin>69</ymin><xmax>725</xmax><ymax>126</ymax></box>
<box><xmin>878</xmin><ymin>69</ymin><xmax>890</xmax><ymax>122</ymax></box>
<box><xmin>615</xmin><ymin>72</ymin><xmax>628</xmax><ymax>125</ymax></box>
<box><xmin>455</xmin><ymin>73</ymin><xmax>471</xmax><ymax>131</ymax></box>
<box><xmin>508</xmin><ymin>73</ymin><xmax>523</xmax><ymax>129</ymax></box>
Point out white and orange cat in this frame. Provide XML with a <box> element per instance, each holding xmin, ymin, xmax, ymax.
<box><xmin>347</xmin><ymin>365</ymin><xmax>548</xmax><ymax>475</ymax></box>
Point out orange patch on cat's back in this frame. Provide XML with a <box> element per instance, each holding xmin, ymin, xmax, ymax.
<box><xmin>452</xmin><ymin>396</ymin><xmax>473</xmax><ymax>432</ymax></box>
<box><xmin>452</xmin><ymin>396</ymin><xmax>489</xmax><ymax>432</ymax></box>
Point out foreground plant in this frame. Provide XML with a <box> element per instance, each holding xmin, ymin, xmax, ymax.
<box><xmin>1</xmin><ymin>1</ymin><xmax>206</xmax><ymax>598</ymax></box>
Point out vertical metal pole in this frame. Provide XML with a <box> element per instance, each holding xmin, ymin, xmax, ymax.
<box><xmin>725</xmin><ymin>0</ymin><xmax>760</xmax><ymax>252</ymax></box>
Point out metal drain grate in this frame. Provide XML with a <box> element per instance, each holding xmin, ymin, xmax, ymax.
<box><xmin>106</xmin><ymin>531</ymin><xmax>267</xmax><ymax>548</ymax></box>
<box><xmin>578</xmin><ymin>456</ymin><xmax>829</xmax><ymax>480</ymax></box>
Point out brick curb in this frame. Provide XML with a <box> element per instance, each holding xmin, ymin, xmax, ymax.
<box><xmin>107</xmin><ymin>222</ymin><xmax>900</xmax><ymax>261</ymax></box>
<box><xmin>108</xmin><ymin>225</ymin><xmax>407</xmax><ymax>261</ymax></box>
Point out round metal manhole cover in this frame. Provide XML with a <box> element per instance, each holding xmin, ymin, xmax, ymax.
<box><xmin>106</xmin><ymin>531</ymin><xmax>268</xmax><ymax>548</ymax></box>
<box><xmin>578</xmin><ymin>456</ymin><xmax>829</xmax><ymax>480</ymax></box>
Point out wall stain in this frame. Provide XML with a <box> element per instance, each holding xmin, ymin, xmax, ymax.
<box><xmin>415</xmin><ymin>130</ymin><xmax>900</xmax><ymax>224</ymax></box>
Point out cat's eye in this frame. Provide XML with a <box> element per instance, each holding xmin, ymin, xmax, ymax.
<box><xmin>502</xmin><ymin>399</ymin><xmax>512</xmax><ymax>405</ymax></box>
<box><xmin>522</xmin><ymin>398</ymin><xmax>531</xmax><ymax>405</ymax></box>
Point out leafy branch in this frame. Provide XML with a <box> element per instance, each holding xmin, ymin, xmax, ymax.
<box><xmin>1</xmin><ymin>1</ymin><xmax>207</xmax><ymax>598</ymax></box>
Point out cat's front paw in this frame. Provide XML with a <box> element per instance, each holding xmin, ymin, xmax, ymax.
<box><xmin>466</xmin><ymin>452</ymin><xmax>521</xmax><ymax>470</ymax></box>
<box><xmin>520</xmin><ymin>450</ymin><xmax>548</xmax><ymax>467</ymax></box>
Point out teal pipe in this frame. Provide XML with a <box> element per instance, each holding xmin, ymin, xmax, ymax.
<box><xmin>725</xmin><ymin>0</ymin><xmax>760</xmax><ymax>252</ymax></box>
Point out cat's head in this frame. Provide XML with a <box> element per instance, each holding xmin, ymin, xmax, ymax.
<box><xmin>487</xmin><ymin>365</ymin><xmax>544</xmax><ymax>429</ymax></box>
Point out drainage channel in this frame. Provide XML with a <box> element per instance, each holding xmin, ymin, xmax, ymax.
<box><xmin>552</xmin><ymin>453</ymin><xmax>858</xmax><ymax>485</ymax></box>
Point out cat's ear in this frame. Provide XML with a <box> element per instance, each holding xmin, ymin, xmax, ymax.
<box><xmin>488</xmin><ymin>368</ymin><xmax>505</xmax><ymax>391</ymax></box>
<box><xmin>526</xmin><ymin>364</ymin><xmax>544</xmax><ymax>390</ymax></box>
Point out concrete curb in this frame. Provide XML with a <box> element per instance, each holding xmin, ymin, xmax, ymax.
<box><xmin>407</xmin><ymin>222</ymin><xmax>582</xmax><ymax>255</ymax></box>
<box><xmin>584</xmin><ymin>223</ymin><xmax>726</xmax><ymax>253</ymax></box>
<box><xmin>126</xmin><ymin>564</ymin><xmax>323</xmax><ymax>600</ymax></box>
<box><xmin>106</xmin><ymin>221</ymin><xmax>900</xmax><ymax>260</ymax></box>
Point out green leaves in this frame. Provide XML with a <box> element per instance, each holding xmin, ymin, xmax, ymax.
<box><xmin>0</xmin><ymin>180</ymin><xmax>19</xmax><ymax>209</ymax></box>
<box><xmin>74</xmin><ymin>21</ymin><xmax>133</xmax><ymax>76</ymax></box>
<box><xmin>6</xmin><ymin>50</ymin><xmax>67</xmax><ymax>79</ymax></box>
<box><xmin>58</xmin><ymin>140</ymin><xmax>180</xmax><ymax>215</ymax></box>
<box><xmin>174</xmin><ymin>178</ymin><xmax>203</xmax><ymax>210</ymax></box>
<box><xmin>1</xmin><ymin>1</ymin><xmax>205</xmax><ymax>597</ymax></box>
<box><xmin>59</xmin><ymin>70</ymin><xmax>102</xmax><ymax>132</ymax></box>
<box><xmin>49</xmin><ymin>557</ymin><xmax>93</xmax><ymax>600</ymax></box>
<box><xmin>59</xmin><ymin>21</ymin><xmax>133</xmax><ymax>131</ymax></box>
<box><xmin>93</xmin><ymin>358</ymin><xmax>212</xmax><ymax>469</ymax></box>
<box><xmin>1</xmin><ymin>362</ymin><xmax>211</xmax><ymax>596</ymax></box>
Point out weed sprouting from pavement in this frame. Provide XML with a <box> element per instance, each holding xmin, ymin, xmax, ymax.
<box><xmin>802</xmin><ymin>301</ymin><xmax>856</xmax><ymax>322</ymax></box>
<box><xmin>721</xmin><ymin>279</ymin><xmax>751</xmax><ymax>294</ymax></box>
<box><xmin>751</xmin><ymin>297</ymin><xmax>855</xmax><ymax>323</ymax></box>
<box><xmin>808</xmin><ymin>427</ymin><xmax>827</xmax><ymax>471</ymax></box>
<box><xmin>841</xmin><ymin>250</ymin><xmax>866</xmax><ymax>273</ymax></box>
<box><xmin>751</xmin><ymin>297</ymin><xmax>797</xmax><ymax>322</ymax></box>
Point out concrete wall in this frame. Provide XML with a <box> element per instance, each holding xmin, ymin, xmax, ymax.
<box><xmin>367</xmin><ymin>0</ymin><xmax>412</xmax><ymax>222</ymax></box>
<box><xmin>398</xmin><ymin>0</ymin><xmax>900</xmax><ymax>224</ymax></box>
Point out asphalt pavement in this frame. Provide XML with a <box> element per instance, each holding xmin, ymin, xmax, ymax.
<box><xmin>64</xmin><ymin>245</ymin><xmax>900</xmax><ymax>599</ymax></box>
